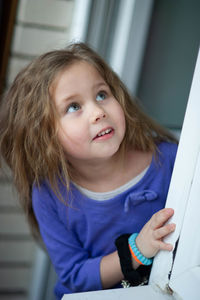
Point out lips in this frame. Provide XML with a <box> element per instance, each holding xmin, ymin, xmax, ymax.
<box><xmin>93</xmin><ymin>127</ymin><xmax>114</xmax><ymax>140</ymax></box>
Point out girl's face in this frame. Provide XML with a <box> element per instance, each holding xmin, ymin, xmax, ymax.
<box><xmin>52</xmin><ymin>61</ymin><xmax>126</xmax><ymax>165</ymax></box>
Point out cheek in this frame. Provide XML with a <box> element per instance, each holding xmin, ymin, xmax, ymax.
<box><xmin>113</xmin><ymin>102</ymin><xmax>126</xmax><ymax>132</ymax></box>
<box><xmin>120</xmin><ymin>109</ymin><xmax>126</xmax><ymax>130</ymax></box>
<box><xmin>57</xmin><ymin>122</ymin><xmax>87</xmax><ymax>152</ymax></box>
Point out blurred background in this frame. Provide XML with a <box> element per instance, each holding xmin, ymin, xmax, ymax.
<box><xmin>0</xmin><ymin>0</ymin><xmax>199</xmax><ymax>299</ymax></box>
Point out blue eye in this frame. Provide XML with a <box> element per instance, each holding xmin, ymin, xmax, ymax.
<box><xmin>96</xmin><ymin>91</ymin><xmax>107</xmax><ymax>102</ymax></box>
<box><xmin>66</xmin><ymin>102</ymin><xmax>81</xmax><ymax>113</ymax></box>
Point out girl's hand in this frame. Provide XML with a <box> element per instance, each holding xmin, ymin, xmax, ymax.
<box><xmin>135</xmin><ymin>208</ymin><xmax>176</xmax><ymax>258</ymax></box>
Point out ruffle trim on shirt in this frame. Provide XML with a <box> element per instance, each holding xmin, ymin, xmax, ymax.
<box><xmin>124</xmin><ymin>190</ymin><xmax>158</xmax><ymax>212</ymax></box>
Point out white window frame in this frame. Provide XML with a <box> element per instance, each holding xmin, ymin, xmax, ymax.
<box><xmin>69</xmin><ymin>0</ymin><xmax>92</xmax><ymax>43</ymax></box>
<box><xmin>150</xmin><ymin>45</ymin><xmax>200</xmax><ymax>299</ymax></box>
<box><xmin>109</xmin><ymin>0</ymin><xmax>154</xmax><ymax>94</ymax></box>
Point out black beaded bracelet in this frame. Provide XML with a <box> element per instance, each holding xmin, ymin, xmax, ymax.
<box><xmin>115</xmin><ymin>234</ymin><xmax>152</xmax><ymax>287</ymax></box>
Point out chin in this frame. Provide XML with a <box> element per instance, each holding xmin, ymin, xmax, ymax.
<box><xmin>96</xmin><ymin>146</ymin><xmax>121</xmax><ymax>159</ymax></box>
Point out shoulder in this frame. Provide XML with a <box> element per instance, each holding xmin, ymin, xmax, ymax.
<box><xmin>32</xmin><ymin>181</ymin><xmax>55</xmax><ymax>215</ymax></box>
<box><xmin>156</xmin><ymin>141</ymin><xmax>178</xmax><ymax>165</ymax></box>
<box><xmin>32</xmin><ymin>180</ymin><xmax>68</xmax><ymax>212</ymax></box>
<box><xmin>32</xmin><ymin>181</ymin><xmax>52</xmax><ymax>203</ymax></box>
<box><xmin>32</xmin><ymin>180</ymin><xmax>72</xmax><ymax>226</ymax></box>
<box><xmin>32</xmin><ymin>180</ymin><xmax>80</xmax><ymax>213</ymax></box>
<box><xmin>157</xmin><ymin>141</ymin><xmax>178</xmax><ymax>155</ymax></box>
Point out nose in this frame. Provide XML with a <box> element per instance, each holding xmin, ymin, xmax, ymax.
<box><xmin>91</xmin><ymin>106</ymin><xmax>106</xmax><ymax>124</ymax></box>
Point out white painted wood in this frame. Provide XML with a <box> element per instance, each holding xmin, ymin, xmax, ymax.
<box><xmin>0</xmin><ymin>240</ymin><xmax>35</xmax><ymax>263</ymax></box>
<box><xmin>109</xmin><ymin>0</ymin><xmax>153</xmax><ymax>94</ymax></box>
<box><xmin>62</xmin><ymin>285</ymin><xmax>172</xmax><ymax>300</ymax></box>
<box><xmin>170</xmin><ymin>266</ymin><xmax>200</xmax><ymax>300</ymax></box>
<box><xmin>121</xmin><ymin>0</ymin><xmax>154</xmax><ymax>94</ymax></box>
<box><xmin>0</xmin><ymin>296</ymin><xmax>27</xmax><ymax>300</ymax></box>
<box><xmin>150</xmin><ymin>47</ymin><xmax>200</xmax><ymax>293</ymax></box>
<box><xmin>0</xmin><ymin>183</ymin><xmax>19</xmax><ymax>208</ymax></box>
<box><xmin>17</xmin><ymin>0</ymin><xmax>74</xmax><ymax>28</ymax></box>
<box><xmin>0</xmin><ymin>163</ymin><xmax>12</xmax><ymax>180</ymax></box>
<box><xmin>0</xmin><ymin>213</ymin><xmax>30</xmax><ymax>235</ymax></box>
<box><xmin>69</xmin><ymin>0</ymin><xmax>91</xmax><ymax>42</ymax></box>
<box><xmin>1</xmin><ymin>2</ymin><xmax>76</xmax><ymax>299</ymax></box>
<box><xmin>170</xmin><ymin>150</ymin><xmax>200</xmax><ymax>279</ymax></box>
<box><xmin>7</xmin><ymin>57</ymin><xmax>31</xmax><ymax>86</ymax></box>
<box><xmin>12</xmin><ymin>25</ymin><xmax>69</xmax><ymax>56</ymax></box>
<box><xmin>0</xmin><ymin>268</ymin><xmax>31</xmax><ymax>289</ymax></box>
<box><xmin>28</xmin><ymin>246</ymin><xmax>51</xmax><ymax>300</ymax></box>
<box><xmin>109</xmin><ymin>0</ymin><xmax>137</xmax><ymax>76</ymax></box>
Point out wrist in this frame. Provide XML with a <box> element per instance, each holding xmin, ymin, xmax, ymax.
<box><xmin>115</xmin><ymin>234</ymin><xmax>152</xmax><ymax>287</ymax></box>
<box><xmin>130</xmin><ymin>252</ymin><xmax>140</xmax><ymax>270</ymax></box>
<box><xmin>128</xmin><ymin>233</ymin><xmax>153</xmax><ymax>266</ymax></box>
<box><xmin>135</xmin><ymin>235</ymin><xmax>150</xmax><ymax>258</ymax></box>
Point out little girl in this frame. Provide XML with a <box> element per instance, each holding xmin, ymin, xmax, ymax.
<box><xmin>0</xmin><ymin>43</ymin><xmax>177</xmax><ymax>299</ymax></box>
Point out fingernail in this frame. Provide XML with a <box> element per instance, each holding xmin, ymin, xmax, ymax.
<box><xmin>170</xmin><ymin>223</ymin><xmax>176</xmax><ymax>230</ymax></box>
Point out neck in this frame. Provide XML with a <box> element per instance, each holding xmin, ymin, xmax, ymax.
<box><xmin>70</xmin><ymin>151</ymin><xmax>126</xmax><ymax>192</ymax></box>
<box><xmin>69</xmin><ymin>149</ymin><xmax>152</xmax><ymax>193</ymax></box>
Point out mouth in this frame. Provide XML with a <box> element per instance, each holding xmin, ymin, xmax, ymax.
<box><xmin>93</xmin><ymin>127</ymin><xmax>114</xmax><ymax>140</ymax></box>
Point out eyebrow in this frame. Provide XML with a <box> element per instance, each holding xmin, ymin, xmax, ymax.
<box><xmin>59</xmin><ymin>81</ymin><xmax>108</xmax><ymax>104</ymax></box>
<box><xmin>94</xmin><ymin>81</ymin><xmax>108</xmax><ymax>89</ymax></box>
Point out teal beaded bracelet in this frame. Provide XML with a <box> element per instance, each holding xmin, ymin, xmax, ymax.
<box><xmin>128</xmin><ymin>233</ymin><xmax>153</xmax><ymax>266</ymax></box>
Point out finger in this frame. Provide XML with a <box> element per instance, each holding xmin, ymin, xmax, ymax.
<box><xmin>150</xmin><ymin>208</ymin><xmax>174</xmax><ymax>230</ymax></box>
<box><xmin>154</xmin><ymin>240</ymin><xmax>174</xmax><ymax>252</ymax></box>
<box><xmin>153</xmin><ymin>223</ymin><xmax>176</xmax><ymax>240</ymax></box>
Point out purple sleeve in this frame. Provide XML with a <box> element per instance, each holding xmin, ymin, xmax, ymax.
<box><xmin>32</xmin><ymin>185</ymin><xmax>103</xmax><ymax>293</ymax></box>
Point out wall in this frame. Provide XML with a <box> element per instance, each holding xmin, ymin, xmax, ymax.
<box><xmin>7</xmin><ymin>0</ymin><xmax>74</xmax><ymax>85</ymax></box>
<box><xmin>0</xmin><ymin>1</ymin><xmax>74</xmax><ymax>299</ymax></box>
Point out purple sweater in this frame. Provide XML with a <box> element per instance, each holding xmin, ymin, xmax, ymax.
<box><xmin>32</xmin><ymin>142</ymin><xmax>177</xmax><ymax>299</ymax></box>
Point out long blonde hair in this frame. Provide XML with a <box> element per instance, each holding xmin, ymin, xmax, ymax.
<box><xmin>0</xmin><ymin>43</ymin><xmax>176</xmax><ymax>233</ymax></box>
